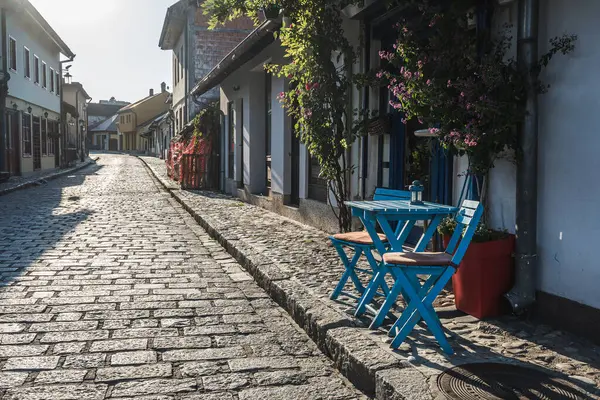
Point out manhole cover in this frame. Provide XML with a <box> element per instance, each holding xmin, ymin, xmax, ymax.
<box><xmin>436</xmin><ymin>363</ymin><xmax>593</xmax><ymax>399</ymax></box>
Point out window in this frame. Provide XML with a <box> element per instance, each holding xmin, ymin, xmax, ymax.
<box><xmin>55</xmin><ymin>71</ymin><xmax>60</xmax><ymax>95</ymax></box>
<box><xmin>9</xmin><ymin>37</ymin><xmax>17</xmax><ymax>71</ymax></box>
<box><xmin>22</xmin><ymin>113</ymin><xmax>32</xmax><ymax>156</ymax></box>
<box><xmin>50</xmin><ymin>68</ymin><xmax>54</xmax><ymax>92</ymax></box>
<box><xmin>34</xmin><ymin>56</ymin><xmax>40</xmax><ymax>84</ymax></box>
<box><xmin>308</xmin><ymin>154</ymin><xmax>327</xmax><ymax>202</ymax></box>
<box><xmin>42</xmin><ymin>62</ymin><xmax>47</xmax><ymax>88</ymax></box>
<box><xmin>180</xmin><ymin>45</ymin><xmax>184</xmax><ymax>83</ymax></box>
<box><xmin>24</xmin><ymin>47</ymin><xmax>30</xmax><ymax>78</ymax></box>
<box><xmin>265</xmin><ymin>72</ymin><xmax>272</xmax><ymax>192</ymax></box>
<box><xmin>48</xmin><ymin>121</ymin><xmax>55</xmax><ymax>155</ymax></box>
<box><xmin>41</xmin><ymin>119</ymin><xmax>48</xmax><ymax>156</ymax></box>
<box><xmin>175</xmin><ymin>52</ymin><xmax>179</xmax><ymax>84</ymax></box>
<box><xmin>120</xmin><ymin>115</ymin><xmax>124</xmax><ymax>124</ymax></box>
<box><xmin>228</xmin><ymin>102</ymin><xmax>235</xmax><ymax>179</ymax></box>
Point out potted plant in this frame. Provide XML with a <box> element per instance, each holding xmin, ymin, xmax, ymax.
<box><xmin>377</xmin><ymin>1</ymin><xmax>576</xmax><ymax>318</ymax></box>
<box><xmin>261</xmin><ymin>4</ymin><xmax>280</xmax><ymax>20</ymax></box>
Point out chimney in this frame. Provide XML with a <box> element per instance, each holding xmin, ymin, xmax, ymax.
<box><xmin>161</xmin><ymin>82</ymin><xmax>166</xmax><ymax>93</ymax></box>
<box><xmin>149</xmin><ymin>88</ymin><xmax>154</xmax><ymax>96</ymax></box>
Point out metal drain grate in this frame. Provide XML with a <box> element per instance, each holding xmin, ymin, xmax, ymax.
<box><xmin>436</xmin><ymin>363</ymin><xmax>593</xmax><ymax>399</ymax></box>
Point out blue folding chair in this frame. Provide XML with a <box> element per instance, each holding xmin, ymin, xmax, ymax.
<box><xmin>380</xmin><ymin>200</ymin><xmax>483</xmax><ymax>355</ymax></box>
<box><xmin>329</xmin><ymin>188</ymin><xmax>410</xmax><ymax>304</ymax></box>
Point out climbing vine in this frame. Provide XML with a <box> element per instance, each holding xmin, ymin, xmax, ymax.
<box><xmin>203</xmin><ymin>0</ymin><xmax>365</xmax><ymax>232</ymax></box>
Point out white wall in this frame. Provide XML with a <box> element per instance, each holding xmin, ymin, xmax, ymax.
<box><xmin>5</xmin><ymin>9</ymin><xmax>61</xmax><ymax>113</ymax></box>
<box><xmin>536</xmin><ymin>0</ymin><xmax>600</xmax><ymax>309</ymax></box>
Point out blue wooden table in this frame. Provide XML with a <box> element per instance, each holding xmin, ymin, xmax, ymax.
<box><xmin>345</xmin><ymin>200</ymin><xmax>458</xmax><ymax>254</ymax></box>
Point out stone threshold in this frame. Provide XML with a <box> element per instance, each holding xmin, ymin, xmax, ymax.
<box><xmin>0</xmin><ymin>156</ymin><xmax>100</xmax><ymax>197</ymax></box>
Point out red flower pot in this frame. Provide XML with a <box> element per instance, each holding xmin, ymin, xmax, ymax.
<box><xmin>444</xmin><ymin>234</ymin><xmax>515</xmax><ymax>319</ymax></box>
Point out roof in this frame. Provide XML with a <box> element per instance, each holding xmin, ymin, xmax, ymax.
<box><xmin>8</xmin><ymin>0</ymin><xmax>75</xmax><ymax>59</ymax></box>
<box><xmin>90</xmin><ymin>114</ymin><xmax>119</xmax><ymax>133</ymax></box>
<box><xmin>87</xmin><ymin>102</ymin><xmax>128</xmax><ymax>118</ymax></box>
<box><xmin>158</xmin><ymin>0</ymin><xmax>188</xmax><ymax>50</ymax></box>
<box><xmin>63</xmin><ymin>82</ymin><xmax>91</xmax><ymax>100</ymax></box>
<box><xmin>190</xmin><ymin>18</ymin><xmax>282</xmax><ymax>97</ymax></box>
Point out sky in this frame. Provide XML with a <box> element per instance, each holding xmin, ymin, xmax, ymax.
<box><xmin>29</xmin><ymin>0</ymin><xmax>176</xmax><ymax>104</ymax></box>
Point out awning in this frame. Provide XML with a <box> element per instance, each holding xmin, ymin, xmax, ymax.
<box><xmin>190</xmin><ymin>18</ymin><xmax>282</xmax><ymax>97</ymax></box>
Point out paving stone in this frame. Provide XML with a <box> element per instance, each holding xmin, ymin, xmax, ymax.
<box><xmin>29</xmin><ymin>321</ymin><xmax>98</xmax><ymax>332</ymax></box>
<box><xmin>111</xmin><ymin>351</ymin><xmax>157</xmax><ymax>365</ymax></box>
<box><xmin>179</xmin><ymin>361</ymin><xmax>230</xmax><ymax>377</ymax></box>
<box><xmin>152</xmin><ymin>336</ymin><xmax>211</xmax><ymax>350</ymax></box>
<box><xmin>0</xmin><ymin>323</ymin><xmax>26</xmax><ymax>333</ymax></box>
<box><xmin>96</xmin><ymin>363</ymin><xmax>172</xmax><ymax>382</ymax></box>
<box><xmin>254</xmin><ymin>369</ymin><xmax>308</xmax><ymax>386</ymax></box>
<box><xmin>63</xmin><ymin>354</ymin><xmax>106</xmax><ymax>369</ymax></box>
<box><xmin>0</xmin><ymin>345</ymin><xmax>49</xmax><ymax>357</ymax></box>
<box><xmin>89</xmin><ymin>339</ymin><xmax>148</xmax><ymax>353</ymax></box>
<box><xmin>202</xmin><ymin>372</ymin><xmax>251</xmax><ymax>391</ymax></box>
<box><xmin>112</xmin><ymin>328</ymin><xmax>178</xmax><ymax>339</ymax></box>
<box><xmin>52</xmin><ymin>342</ymin><xmax>86</xmax><ymax>355</ymax></box>
<box><xmin>163</xmin><ymin>347</ymin><xmax>247</xmax><ymax>362</ymax></box>
<box><xmin>35</xmin><ymin>369</ymin><xmax>87</xmax><ymax>384</ymax></box>
<box><xmin>40</xmin><ymin>330</ymin><xmax>109</xmax><ymax>343</ymax></box>
<box><xmin>110</xmin><ymin>378</ymin><xmax>198</xmax><ymax>397</ymax></box>
<box><xmin>228</xmin><ymin>356</ymin><xmax>298</xmax><ymax>372</ymax></box>
<box><xmin>3</xmin><ymin>383</ymin><xmax>108</xmax><ymax>400</ymax></box>
<box><xmin>0</xmin><ymin>372</ymin><xmax>29</xmax><ymax>388</ymax></box>
<box><xmin>3</xmin><ymin>356</ymin><xmax>60</xmax><ymax>371</ymax></box>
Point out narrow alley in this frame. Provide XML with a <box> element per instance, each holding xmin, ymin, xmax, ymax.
<box><xmin>0</xmin><ymin>154</ymin><xmax>365</xmax><ymax>399</ymax></box>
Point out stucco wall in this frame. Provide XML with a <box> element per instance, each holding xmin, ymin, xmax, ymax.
<box><xmin>5</xmin><ymin>8</ymin><xmax>61</xmax><ymax>113</ymax></box>
<box><xmin>535</xmin><ymin>0</ymin><xmax>600</xmax><ymax>309</ymax></box>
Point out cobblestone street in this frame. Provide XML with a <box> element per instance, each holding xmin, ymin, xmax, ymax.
<box><xmin>0</xmin><ymin>154</ymin><xmax>366</xmax><ymax>400</ymax></box>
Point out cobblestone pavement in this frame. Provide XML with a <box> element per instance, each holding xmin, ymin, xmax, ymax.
<box><xmin>0</xmin><ymin>154</ymin><xmax>367</xmax><ymax>399</ymax></box>
<box><xmin>141</xmin><ymin>155</ymin><xmax>600</xmax><ymax>398</ymax></box>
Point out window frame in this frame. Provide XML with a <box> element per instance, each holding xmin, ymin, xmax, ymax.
<box><xmin>8</xmin><ymin>36</ymin><xmax>17</xmax><ymax>71</ymax></box>
<box><xmin>42</xmin><ymin>61</ymin><xmax>47</xmax><ymax>88</ymax></box>
<box><xmin>23</xmin><ymin>46</ymin><xmax>31</xmax><ymax>79</ymax></box>
<box><xmin>49</xmin><ymin>68</ymin><xmax>55</xmax><ymax>93</ymax></box>
<box><xmin>55</xmin><ymin>71</ymin><xmax>60</xmax><ymax>95</ymax></box>
<box><xmin>41</xmin><ymin>118</ymin><xmax>48</xmax><ymax>156</ymax></box>
<box><xmin>47</xmin><ymin>121</ymin><xmax>55</xmax><ymax>155</ymax></box>
<box><xmin>22</xmin><ymin>113</ymin><xmax>32</xmax><ymax>157</ymax></box>
<box><xmin>33</xmin><ymin>55</ymin><xmax>40</xmax><ymax>84</ymax></box>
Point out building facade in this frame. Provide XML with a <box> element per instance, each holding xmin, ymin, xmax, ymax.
<box><xmin>158</xmin><ymin>0</ymin><xmax>253</xmax><ymax>137</ymax></box>
<box><xmin>87</xmin><ymin>97</ymin><xmax>129</xmax><ymax>150</ymax></box>
<box><xmin>115</xmin><ymin>84</ymin><xmax>170</xmax><ymax>153</ymax></box>
<box><xmin>191</xmin><ymin>1</ymin><xmax>600</xmax><ymax>340</ymax></box>
<box><xmin>1</xmin><ymin>0</ymin><xmax>75</xmax><ymax>176</ymax></box>
<box><xmin>62</xmin><ymin>82</ymin><xmax>91</xmax><ymax>163</ymax></box>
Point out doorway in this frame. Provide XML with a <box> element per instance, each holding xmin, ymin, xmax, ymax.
<box><xmin>7</xmin><ymin>111</ymin><xmax>21</xmax><ymax>175</ymax></box>
<box><xmin>32</xmin><ymin>116</ymin><xmax>41</xmax><ymax>170</ymax></box>
<box><xmin>290</xmin><ymin>120</ymin><xmax>300</xmax><ymax>206</ymax></box>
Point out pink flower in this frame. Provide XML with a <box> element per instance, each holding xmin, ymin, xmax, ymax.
<box><xmin>376</xmin><ymin>71</ymin><xmax>384</xmax><ymax>79</ymax></box>
<box><xmin>447</xmin><ymin>80</ymin><xmax>452</xmax><ymax>87</ymax></box>
<box><xmin>401</xmin><ymin>118</ymin><xmax>407</xmax><ymax>124</ymax></box>
<box><xmin>466</xmin><ymin>103</ymin><xmax>472</xmax><ymax>110</ymax></box>
<box><xmin>426</xmin><ymin>79</ymin><xmax>432</xmax><ymax>86</ymax></box>
<box><xmin>417</xmin><ymin>60</ymin><xmax>423</xmax><ymax>69</ymax></box>
<box><xmin>460</xmin><ymin>92</ymin><xmax>465</xmax><ymax>97</ymax></box>
<box><xmin>429</xmin><ymin>127</ymin><xmax>440</xmax><ymax>135</ymax></box>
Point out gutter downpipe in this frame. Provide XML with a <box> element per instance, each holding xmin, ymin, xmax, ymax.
<box><xmin>505</xmin><ymin>0</ymin><xmax>539</xmax><ymax>313</ymax></box>
<box><xmin>59</xmin><ymin>55</ymin><xmax>75</xmax><ymax>168</ymax></box>
<box><xmin>0</xmin><ymin>8</ymin><xmax>9</xmax><ymax>173</ymax></box>
<box><xmin>361</xmin><ymin>21</ymin><xmax>371</xmax><ymax>199</ymax></box>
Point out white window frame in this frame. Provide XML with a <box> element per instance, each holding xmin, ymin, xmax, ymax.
<box><xmin>49</xmin><ymin>68</ymin><xmax>55</xmax><ymax>93</ymax></box>
<box><xmin>42</xmin><ymin>61</ymin><xmax>47</xmax><ymax>89</ymax></box>
<box><xmin>34</xmin><ymin>55</ymin><xmax>40</xmax><ymax>84</ymax></box>
<box><xmin>23</xmin><ymin>46</ymin><xmax>31</xmax><ymax>79</ymax></box>
<box><xmin>9</xmin><ymin>36</ymin><xmax>17</xmax><ymax>71</ymax></box>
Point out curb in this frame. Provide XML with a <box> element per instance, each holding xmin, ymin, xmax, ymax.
<box><xmin>0</xmin><ymin>157</ymin><xmax>100</xmax><ymax>197</ymax></box>
<box><xmin>138</xmin><ymin>156</ymin><xmax>426</xmax><ymax>399</ymax></box>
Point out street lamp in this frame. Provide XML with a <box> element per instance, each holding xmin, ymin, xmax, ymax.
<box><xmin>27</xmin><ymin>106</ymin><xmax>32</xmax><ymax>114</ymax></box>
<box><xmin>44</xmin><ymin>111</ymin><xmax>48</xmax><ymax>118</ymax></box>
<box><xmin>12</xmin><ymin>103</ymin><xmax>18</xmax><ymax>111</ymax></box>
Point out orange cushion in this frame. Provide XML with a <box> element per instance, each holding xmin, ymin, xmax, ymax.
<box><xmin>383</xmin><ymin>252</ymin><xmax>454</xmax><ymax>266</ymax></box>
<box><xmin>332</xmin><ymin>231</ymin><xmax>388</xmax><ymax>245</ymax></box>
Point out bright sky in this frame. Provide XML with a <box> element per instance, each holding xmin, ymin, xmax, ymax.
<box><xmin>29</xmin><ymin>0</ymin><xmax>176</xmax><ymax>103</ymax></box>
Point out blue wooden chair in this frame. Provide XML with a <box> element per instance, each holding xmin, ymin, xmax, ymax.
<box><xmin>380</xmin><ymin>200</ymin><xmax>483</xmax><ymax>355</ymax></box>
<box><xmin>329</xmin><ymin>188</ymin><xmax>411</xmax><ymax>304</ymax></box>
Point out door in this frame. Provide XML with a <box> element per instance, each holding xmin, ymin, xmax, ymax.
<box><xmin>290</xmin><ymin>119</ymin><xmax>300</xmax><ymax>206</ymax></box>
<box><xmin>109</xmin><ymin>138</ymin><xmax>118</xmax><ymax>151</ymax></box>
<box><xmin>7</xmin><ymin>112</ymin><xmax>21</xmax><ymax>175</ymax></box>
<box><xmin>32</xmin><ymin>116</ymin><xmax>41</xmax><ymax>170</ymax></box>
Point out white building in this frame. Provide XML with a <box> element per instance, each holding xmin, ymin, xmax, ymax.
<box><xmin>190</xmin><ymin>1</ymin><xmax>600</xmax><ymax>342</ymax></box>
<box><xmin>1</xmin><ymin>0</ymin><xmax>75</xmax><ymax>175</ymax></box>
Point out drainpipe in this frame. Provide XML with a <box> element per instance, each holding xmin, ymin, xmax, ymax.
<box><xmin>361</xmin><ymin>21</ymin><xmax>371</xmax><ymax>199</ymax></box>
<box><xmin>505</xmin><ymin>0</ymin><xmax>539</xmax><ymax>313</ymax></box>
<box><xmin>0</xmin><ymin>8</ymin><xmax>9</xmax><ymax>173</ymax></box>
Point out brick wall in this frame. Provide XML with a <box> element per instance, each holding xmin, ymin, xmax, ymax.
<box><xmin>190</xmin><ymin>9</ymin><xmax>255</xmax><ymax>104</ymax></box>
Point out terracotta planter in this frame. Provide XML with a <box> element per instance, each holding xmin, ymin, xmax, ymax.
<box><xmin>444</xmin><ymin>234</ymin><xmax>515</xmax><ymax>319</ymax></box>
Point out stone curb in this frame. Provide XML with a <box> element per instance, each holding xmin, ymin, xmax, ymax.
<box><xmin>138</xmin><ymin>156</ymin><xmax>429</xmax><ymax>399</ymax></box>
<box><xmin>0</xmin><ymin>157</ymin><xmax>100</xmax><ymax>197</ymax></box>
